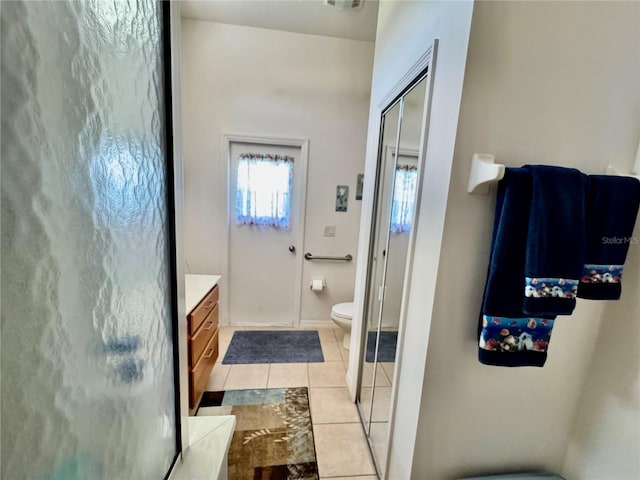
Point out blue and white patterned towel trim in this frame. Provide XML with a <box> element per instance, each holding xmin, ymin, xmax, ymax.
<box><xmin>479</xmin><ymin>316</ymin><xmax>555</xmax><ymax>353</ymax></box>
<box><xmin>524</xmin><ymin>277</ymin><xmax>579</xmax><ymax>299</ymax></box>
<box><xmin>580</xmin><ymin>264</ymin><xmax>623</xmax><ymax>284</ymax></box>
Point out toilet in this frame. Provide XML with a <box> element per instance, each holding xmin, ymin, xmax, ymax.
<box><xmin>331</xmin><ymin>302</ymin><xmax>353</xmax><ymax>350</ymax></box>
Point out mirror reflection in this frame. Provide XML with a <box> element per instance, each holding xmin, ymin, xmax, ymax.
<box><xmin>359</xmin><ymin>99</ymin><xmax>401</xmax><ymax>437</ymax></box>
<box><xmin>357</xmin><ymin>73</ymin><xmax>428</xmax><ymax>476</ymax></box>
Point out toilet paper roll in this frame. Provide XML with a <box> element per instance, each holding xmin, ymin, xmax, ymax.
<box><xmin>310</xmin><ymin>279</ymin><xmax>325</xmax><ymax>291</ymax></box>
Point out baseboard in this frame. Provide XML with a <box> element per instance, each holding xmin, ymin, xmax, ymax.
<box><xmin>299</xmin><ymin>319</ymin><xmax>336</xmax><ymax>328</ymax></box>
<box><xmin>221</xmin><ymin>320</ymin><xmax>336</xmax><ymax>329</ymax></box>
<box><xmin>225</xmin><ymin>322</ymin><xmax>294</xmax><ymax>328</ymax></box>
<box><xmin>364</xmin><ymin>322</ymin><xmax>398</xmax><ymax>330</ymax></box>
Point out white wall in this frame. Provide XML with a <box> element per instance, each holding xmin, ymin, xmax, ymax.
<box><xmin>181</xmin><ymin>20</ymin><xmax>374</xmax><ymax>324</ymax></box>
<box><xmin>410</xmin><ymin>1</ymin><xmax>640</xmax><ymax>478</ymax></box>
<box><xmin>351</xmin><ymin>0</ymin><xmax>639</xmax><ymax>478</ymax></box>
<box><xmin>563</xmin><ymin>221</ymin><xmax>640</xmax><ymax>479</ymax></box>
<box><xmin>347</xmin><ymin>2</ymin><xmax>475</xmax><ymax>479</ymax></box>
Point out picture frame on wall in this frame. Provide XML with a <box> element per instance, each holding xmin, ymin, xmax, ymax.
<box><xmin>356</xmin><ymin>174</ymin><xmax>364</xmax><ymax>200</ymax></box>
<box><xmin>336</xmin><ymin>185</ymin><xmax>349</xmax><ymax>212</ymax></box>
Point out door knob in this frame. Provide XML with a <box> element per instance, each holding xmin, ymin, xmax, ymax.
<box><xmin>289</xmin><ymin>245</ymin><xmax>296</xmax><ymax>253</ymax></box>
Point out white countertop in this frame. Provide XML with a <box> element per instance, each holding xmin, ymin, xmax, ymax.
<box><xmin>170</xmin><ymin>415</ymin><xmax>236</xmax><ymax>480</ymax></box>
<box><xmin>185</xmin><ymin>274</ymin><xmax>221</xmax><ymax>313</ymax></box>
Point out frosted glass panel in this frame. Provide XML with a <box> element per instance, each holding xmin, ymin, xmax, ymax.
<box><xmin>1</xmin><ymin>1</ymin><xmax>177</xmax><ymax>478</ymax></box>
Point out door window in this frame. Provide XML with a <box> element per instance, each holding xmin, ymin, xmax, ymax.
<box><xmin>235</xmin><ymin>153</ymin><xmax>293</xmax><ymax>228</ymax></box>
<box><xmin>390</xmin><ymin>164</ymin><xmax>418</xmax><ymax>233</ymax></box>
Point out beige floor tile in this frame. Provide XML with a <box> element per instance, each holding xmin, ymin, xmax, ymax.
<box><xmin>316</xmin><ymin>328</ymin><xmax>338</xmax><ymax>342</ymax></box>
<box><xmin>369</xmin><ymin>422</ymin><xmax>390</xmax><ymax>473</ymax></box>
<box><xmin>308</xmin><ymin>362</ymin><xmax>347</xmax><ymax>388</ymax></box>
<box><xmin>314</xmin><ymin>423</ymin><xmax>376</xmax><ymax>477</ymax></box>
<box><xmin>359</xmin><ymin>385</ymin><xmax>373</xmax><ymax>419</ymax></box>
<box><xmin>218</xmin><ymin>326</ymin><xmax>235</xmax><ymax>344</ymax></box>
<box><xmin>309</xmin><ymin>387</ymin><xmax>360</xmax><ymax>424</ymax></box>
<box><xmin>223</xmin><ymin>364</ymin><xmax>269</xmax><ymax>390</ymax></box>
<box><xmin>360</xmin><ymin>362</ymin><xmax>391</xmax><ymax>387</ymax></box>
<box><xmin>333</xmin><ymin>327</ymin><xmax>345</xmax><ymax>343</ymax></box>
<box><xmin>206</xmin><ymin>364</ymin><xmax>230</xmax><ymax>391</ymax></box>
<box><xmin>380</xmin><ymin>362</ymin><xmax>395</xmax><ymax>383</ymax></box>
<box><xmin>319</xmin><ymin>334</ymin><xmax>338</xmax><ymax>346</ymax></box>
<box><xmin>217</xmin><ymin>341</ymin><xmax>229</xmax><ymax>362</ymax></box>
<box><xmin>320</xmin><ymin>340</ymin><xmax>343</xmax><ymax>362</ymax></box>
<box><xmin>371</xmin><ymin>386</ymin><xmax>392</xmax><ymax>422</ymax></box>
<box><xmin>267</xmin><ymin>363</ymin><xmax>308</xmax><ymax>388</ymax></box>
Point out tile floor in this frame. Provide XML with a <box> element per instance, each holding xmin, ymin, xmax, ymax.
<box><xmin>206</xmin><ymin>326</ymin><xmax>380</xmax><ymax>479</ymax></box>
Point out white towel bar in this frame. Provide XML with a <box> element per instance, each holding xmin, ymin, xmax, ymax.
<box><xmin>467</xmin><ymin>154</ymin><xmax>505</xmax><ymax>194</ymax></box>
<box><xmin>467</xmin><ymin>145</ymin><xmax>640</xmax><ymax>195</ymax></box>
<box><xmin>604</xmin><ymin>165</ymin><xmax>640</xmax><ymax>180</ymax></box>
<box><xmin>607</xmin><ymin>140</ymin><xmax>640</xmax><ymax>179</ymax></box>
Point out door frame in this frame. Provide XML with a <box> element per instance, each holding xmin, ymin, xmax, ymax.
<box><xmin>222</xmin><ymin>133</ymin><xmax>309</xmax><ymax>327</ymax></box>
<box><xmin>165</xmin><ymin>0</ymin><xmax>187</xmax><ymax>465</ymax></box>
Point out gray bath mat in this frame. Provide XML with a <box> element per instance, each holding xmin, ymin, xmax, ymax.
<box><xmin>222</xmin><ymin>330</ymin><xmax>324</xmax><ymax>364</ymax></box>
<box><xmin>366</xmin><ymin>330</ymin><xmax>398</xmax><ymax>363</ymax></box>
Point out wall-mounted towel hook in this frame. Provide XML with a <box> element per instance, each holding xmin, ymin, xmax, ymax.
<box><xmin>468</xmin><ymin>154</ymin><xmax>506</xmax><ymax>194</ymax></box>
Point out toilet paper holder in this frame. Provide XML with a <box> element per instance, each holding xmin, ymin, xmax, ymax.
<box><xmin>310</xmin><ymin>279</ymin><xmax>326</xmax><ymax>291</ymax></box>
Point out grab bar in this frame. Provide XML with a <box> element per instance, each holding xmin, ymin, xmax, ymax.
<box><xmin>304</xmin><ymin>252</ymin><xmax>353</xmax><ymax>262</ymax></box>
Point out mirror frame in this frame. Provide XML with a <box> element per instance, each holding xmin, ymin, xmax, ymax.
<box><xmin>354</xmin><ymin>39</ymin><xmax>439</xmax><ymax>479</ymax></box>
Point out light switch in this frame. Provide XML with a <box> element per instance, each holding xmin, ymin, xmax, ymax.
<box><xmin>324</xmin><ymin>226</ymin><xmax>336</xmax><ymax>237</ymax></box>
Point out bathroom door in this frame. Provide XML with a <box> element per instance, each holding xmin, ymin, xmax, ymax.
<box><xmin>227</xmin><ymin>137</ymin><xmax>308</xmax><ymax>326</ymax></box>
<box><xmin>1</xmin><ymin>1</ymin><xmax>179</xmax><ymax>478</ymax></box>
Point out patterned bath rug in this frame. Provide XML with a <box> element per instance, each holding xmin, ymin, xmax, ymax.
<box><xmin>197</xmin><ymin>387</ymin><xmax>319</xmax><ymax>480</ymax></box>
<box><xmin>222</xmin><ymin>330</ymin><xmax>324</xmax><ymax>364</ymax></box>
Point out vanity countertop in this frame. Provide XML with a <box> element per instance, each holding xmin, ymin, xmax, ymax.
<box><xmin>170</xmin><ymin>415</ymin><xmax>235</xmax><ymax>480</ymax></box>
<box><xmin>185</xmin><ymin>274</ymin><xmax>221</xmax><ymax>313</ymax></box>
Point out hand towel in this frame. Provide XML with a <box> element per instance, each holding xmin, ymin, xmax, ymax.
<box><xmin>479</xmin><ymin>168</ymin><xmax>555</xmax><ymax>367</ymax></box>
<box><xmin>522</xmin><ymin>165</ymin><xmax>589</xmax><ymax>316</ymax></box>
<box><xmin>577</xmin><ymin>175</ymin><xmax>640</xmax><ymax>300</ymax></box>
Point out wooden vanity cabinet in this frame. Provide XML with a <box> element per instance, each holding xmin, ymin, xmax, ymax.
<box><xmin>188</xmin><ymin>283</ymin><xmax>219</xmax><ymax>413</ymax></box>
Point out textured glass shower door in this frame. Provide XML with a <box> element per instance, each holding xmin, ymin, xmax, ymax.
<box><xmin>1</xmin><ymin>1</ymin><xmax>179</xmax><ymax>478</ymax></box>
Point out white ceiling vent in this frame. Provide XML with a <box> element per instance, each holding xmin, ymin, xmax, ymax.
<box><xmin>323</xmin><ymin>0</ymin><xmax>362</xmax><ymax>10</ymax></box>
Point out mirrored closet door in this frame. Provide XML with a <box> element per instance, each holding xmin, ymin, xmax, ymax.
<box><xmin>357</xmin><ymin>72</ymin><xmax>428</xmax><ymax>477</ymax></box>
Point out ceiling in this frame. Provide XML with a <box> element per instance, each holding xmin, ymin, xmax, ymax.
<box><xmin>180</xmin><ymin>0</ymin><xmax>379</xmax><ymax>42</ymax></box>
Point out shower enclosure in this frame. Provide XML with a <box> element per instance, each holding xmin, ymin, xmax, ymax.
<box><xmin>1</xmin><ymin>1</ymin><xmax>180</xmax><ymax>478</ymax></box>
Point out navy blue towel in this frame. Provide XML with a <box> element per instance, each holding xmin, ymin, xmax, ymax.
<box><xmin>577</xmin><ymin>175</ymin><xmax>640</xmax><ymax>300</ymax></box>
<box><xmin>522</xmin><ymin>165</ymin><xmax>589</xmax><ymax>316</ymax></box>
<box><xmin>479</xmin><ymin>168</ymin><xmax>556</xmax><ymax>367</ymax></box>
